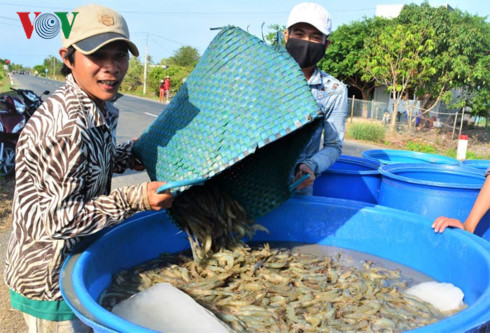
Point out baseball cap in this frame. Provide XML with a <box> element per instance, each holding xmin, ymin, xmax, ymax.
<box><xmin>62</xmin><ymin>4</ymin><xmax>139</xmax><ymax>56</ymax></box>
<box><xmin>286</xmin><ymin>2</ymin><xmax>332</xmax><ymax>36</ymax></box>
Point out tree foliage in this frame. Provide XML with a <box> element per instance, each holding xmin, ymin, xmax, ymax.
<box><xmin>148</xmin><ymin>64</ymin><xmax>193</xmax><ymax>97</ymax></box>
<box><xmin>33</xmin><ymin>65</ymin><xmax>47</xmax><ymax>76</ymax></box>
<box><xmin>121</xmin><ymin>56</ymin><xmax>144</xmax><ymax>92</ymax></box>
<box><xmin>118</xmin><ymin>50</ymin><xmax>197</xmax><ymax>97</ymax></box>
<box><xmin>320</xmin><ymin>17</ymin><xmax>389</xmax><ymax>101</ymax></box>
<box><xmin>265</xmin><ymin>24</ymin><xmax>286</xmax><ymax>46</ymax></box>
<box><xmin>317</xmin><ymin>1</ymin><xmax>490</xmax><ymax>127</ymax></box>
<box><xmin>358</xmin><ymin>23</ymin><xmax>435</xmax><ymax>131</ymax></box>
<box><xmin>168</xmin><ymin>46</ymin><xmax>200</xmax><ymax>67</ymax></box>
<box><xmin>395</xmin><ymin>2</ymin><xmax>490</xmax><ymax>115</ymax></box>
<box><xmin>43</xmin><ymin>55</ymin><xmax>63</xmax><ymax>77</ymax></box>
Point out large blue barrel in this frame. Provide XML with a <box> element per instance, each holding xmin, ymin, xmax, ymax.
<box><xmin>462</xmin><ymin>159</ymin><xmax>490</xmax><ymax>174</ymax></box>
<box><xmin>312</xmin><ymin>155</ymin><xmax>381</xmax><ymax>203</ymax></box>
<box><xmin>378</xmin><ymin>163</ymin><xmax>490</xmax><ymax>240</ymax></box>
<box><xmin>362</xmin><ymin>149</ymin><xmax>460</xmax><ymax>165</ymax></box>
<box><xmin>61</xmin><ymin>197</ymin><xmax>490</xmax><ymax>333</ymax></box>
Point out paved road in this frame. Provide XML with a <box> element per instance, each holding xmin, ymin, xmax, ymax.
<box><xmin>10</xmin><ymin>74</ymin><xmax>384</xmax><ymax>190</ymax></box>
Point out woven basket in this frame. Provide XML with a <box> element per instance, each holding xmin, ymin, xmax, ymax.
<box><xmin>134</xmin><ymin>26</ymin><xmax>321</xmax><ymax>219</ymax></box>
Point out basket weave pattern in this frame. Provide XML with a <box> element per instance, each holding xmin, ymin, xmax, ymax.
<box><xmin>134</xmin><ymin>26</ymin><xmax>320</xmax><ymax>219</ymax></box>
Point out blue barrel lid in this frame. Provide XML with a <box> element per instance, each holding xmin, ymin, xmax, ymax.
<box><xmin>379</xmin><ymin>163</ymin><xmax>485</xmax><ymax>189</ymax></box>
<box><xmin>462</xmin><ymin>159</ymin><xmax>490</xmax><ymax>170</ymax></box>
<box><xmin>362</xmin><ymin>149</ymin><xmax>461</xmax><ymax>166</ymax></box>
<box><xmin>325</xmin><ymin>155</ymin><xmax>380</xmax><ymax>175</ymax></box>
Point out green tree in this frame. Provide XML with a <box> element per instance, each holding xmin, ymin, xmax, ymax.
<box><xmin>395</xmin><ymin>2</ymin><xmax>490</xmax><ymax>117</ymax></box>
<box><xmin>265</xmin><ymin>24</ymin><xmax>286</xmax><ymax>46</ymax></box>
<box><xmin>359</xmin><ymin>23</ymin><xmax>435</xmax><ymax>131</ymax></box>
<box><xmin>0</xmin><ymin>66</ymin><xmax>4</xmax><ymax>86</ymax></box>
<box><xmin>320</xmin><ymin>17</ymin><xmax>389</xmax><ymax>102</ymax></box>
<box><xmin>43</xmin><ymin>55</ymin><xmax>63</xmax><ymax>78</ymax></box>
<box><xmin>33</xmin><ymin>65</ymin><xmax>47</xmax><ymax>76</ymax></box>
<box><xmin>168</xmin><ymin>46</ymin><xmax>200</xmax><ymax>67</ymax></box>
<box><xmin>148</xmin><ymin>61</ymin><xmax>195</xmax><ymax>97</ymax></box>
<box><xmin>467</xmin><ymin>54</ymin><xmax>490</xmax><ymax>119</ymax></box>
<box><xmin>121</xmin><ymin>56</ymin><xmax>144</xmax><ymax>92</ymax></box>
<box><xmin>163</xmin><ymin>65</ymin><xmax>193</xmax><ymax>95</ymax></box>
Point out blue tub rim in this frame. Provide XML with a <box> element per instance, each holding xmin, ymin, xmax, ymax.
<box><xmin>60</xmin><ymin>197</ymin><xmax>490</xmax><ymax>333</ymax></box>
<box><xmin>461</xmin><ymin>159</ymin><xmax>490</xmax><ymax>170</ymax></box>
<box><xmin>323</xmin><ymin>154</ymin><xmax>380</xmax><ymax>176</ymax></box>
<box><xmin>362</xmin><ymin>149</ymin><xmax>461</xmax><ymax>165</ymax></box>
<box><xmin>379</xmin><ymin>163</ymin><xmax>486</xmax><ymax>189</ymax></box>
<box><xmin>61</xmin><ymin>211</ymin><xmax>164</xmax><ymax>333</ymax></box>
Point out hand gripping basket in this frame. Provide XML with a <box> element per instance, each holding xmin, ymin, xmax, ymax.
<box><xmin>133</xmin><ymin>26</ymin><xmax>322</xmax><ymax>219</ymax></box>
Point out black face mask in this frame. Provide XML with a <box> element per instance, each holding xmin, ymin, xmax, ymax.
<box><xmin>285</xmin><ymin>38</ymin><xmax>326</xmax><ymax>68</ymax></box>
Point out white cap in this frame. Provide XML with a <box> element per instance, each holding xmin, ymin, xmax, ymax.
<box><xmin>286</xmin><ymin>2</ymin><xmax>332</xmax><ymax>36</ymax></box>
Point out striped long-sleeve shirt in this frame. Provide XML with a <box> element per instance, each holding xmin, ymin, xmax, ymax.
<box><xmin>4</xmin><ymin>74</ymin><xmax>151</xmax><ymax>302</ymax></box>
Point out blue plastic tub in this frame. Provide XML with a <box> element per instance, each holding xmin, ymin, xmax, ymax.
<box><xmin>61</xmin><ymin>197</ymin><xmax>490</xmax><ymax>332</ymax></box>
<box><xmin>462</xmin><ymin>159</ymin><xmax>490</xmax><ymax>174</ymax></box>
<box><xmin>377</xmin><ymin>163</ymin><xmax>490</xmax><ymax>241</ymax></box>
<box><xmin>313</xmin><ymin>155</ymin><xmax>381</xmax><ymax>203</ymax></box>
<box><xmin>362</xmin><ymin>149</ymin><xmax>461</xmax><ymax>165</ymax></box>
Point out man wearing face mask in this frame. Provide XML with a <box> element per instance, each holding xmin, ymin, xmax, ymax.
<box><xmin>286</xmin><ymin>2</ymin><xmax>348</xmax><ymax>195</ymax></box>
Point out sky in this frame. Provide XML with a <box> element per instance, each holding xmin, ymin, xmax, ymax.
<box><xmin>0</xmin><ymin>0</ymin><xmax>489</xmax><ymax>69</ymax></box>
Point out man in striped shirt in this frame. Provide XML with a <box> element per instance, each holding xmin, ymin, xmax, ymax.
<box><xmin>4</xmin><ymin>4</ymin><xmax>173</xmax><ymax>332</ymax></box>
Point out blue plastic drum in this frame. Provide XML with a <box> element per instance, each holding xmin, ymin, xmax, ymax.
<box><xmin>61</xmin><ymin>197</ymin><xmax>490</xmax><ymax>332</ymax></box>
<box><xmin>378</xmin><ymin>163</ymin><xmax>490</xmax><ymax>240</ymax></box>
<box><xmin>312</xmin><ymin>155</ymin><xmax>381</xmax><ymax>203</ymax></box>
<box><xmin>462</xmin><ymin>159</ymin><xmax>490</xmax><ymax>174</ymax></box>
<box><xmin>362</xmin><ymin>149</ymin><xmax>460</xmax><ymax>165</ymax></box>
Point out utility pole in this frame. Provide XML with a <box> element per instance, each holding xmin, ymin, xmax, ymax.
<box><xmin>143</xmin><ymin>34</ymin><xmax>148</xmax><ymax>94</ymax></box>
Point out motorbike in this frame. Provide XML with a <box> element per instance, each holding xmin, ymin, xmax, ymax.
<box><xmin>10</xmin><ymin>87</ymin><xmax>49</xmax><ymax>118</ymax></box>
<box><xmin>0</xmin><ymin>89</ymin><xmax>49</xmax><ymax>178</ymax></box>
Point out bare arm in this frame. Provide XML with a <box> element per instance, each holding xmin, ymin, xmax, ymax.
<box><xmin>432</xmin><ymin>176</ymin><xmax>490</xmax><ymax>233</ymax></box>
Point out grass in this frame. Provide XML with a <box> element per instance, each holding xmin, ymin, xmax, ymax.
<box><xmin>0</xmin><ymin>73</ymin><xmax>12</xmax><ymax>92</ymax></box>
<box><xmin>346</xmin><ymin>122</ymin><xmax>386</xmax><ymax>143</ymax></box>
<box><xmin>405</xmin><ymin>141</ymin><xmax>437</xmax><ymax>153</ymax></box>
<box><xmin>444</xmin><ymin>148</ymin><xmax>489</xmax><ymax>160</ymax></box>
<box><xmin>346</xmin><ymin>118</ymin><xmax>489</xmax><ymax>161</ymax></box>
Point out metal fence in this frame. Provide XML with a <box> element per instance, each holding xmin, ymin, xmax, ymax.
<box><xmin>347</xmin><ymin>97</ymin><xmax>488</xmax><ymax>138</ymax></box>
<box><xmin>347</xmin><ymin>98</ymin><xmax>389</xmax><ymax>121</ymax></box>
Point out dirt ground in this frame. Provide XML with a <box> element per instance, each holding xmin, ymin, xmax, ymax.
<box><xmin>0</xmin><ymin>127</ymin><xmax>488</xmax><ymax>332</ymax></box>
<box><xmin>381</xmin><ymin>125</ymin><xmax>490</xmax><ymax>159</ymax></box>
<box><xmin>0</xmin><ymin>177</ymin><xmax>25</xmax><ymax>333</ymax></box>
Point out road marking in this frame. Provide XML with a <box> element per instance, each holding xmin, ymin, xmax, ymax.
<box><xmin>144</xmin><ymin>112</ymin><xmax>158</xmax><ymax>118</ymax></box>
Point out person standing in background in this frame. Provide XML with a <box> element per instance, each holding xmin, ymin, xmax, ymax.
<box><xmin>159</xmin><ymin>79</ymin><xmax>165</xmax><ymax>103</ymax></box>
<box><xmin>163</xmin><ymin>75</ymin><xmax>171</xmax><ymax>103</ymax></box>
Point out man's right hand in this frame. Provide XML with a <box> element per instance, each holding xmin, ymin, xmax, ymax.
<box><xmin>147</xmin><ymin>182</ymin><xmax>174</xmax><ymax>210</ymax></box>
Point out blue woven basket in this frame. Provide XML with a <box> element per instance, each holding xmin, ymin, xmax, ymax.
<box><xmin>134</xmin><ymin>26</ymin><xmax>321</xmax><ymax>219</ymax></box>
